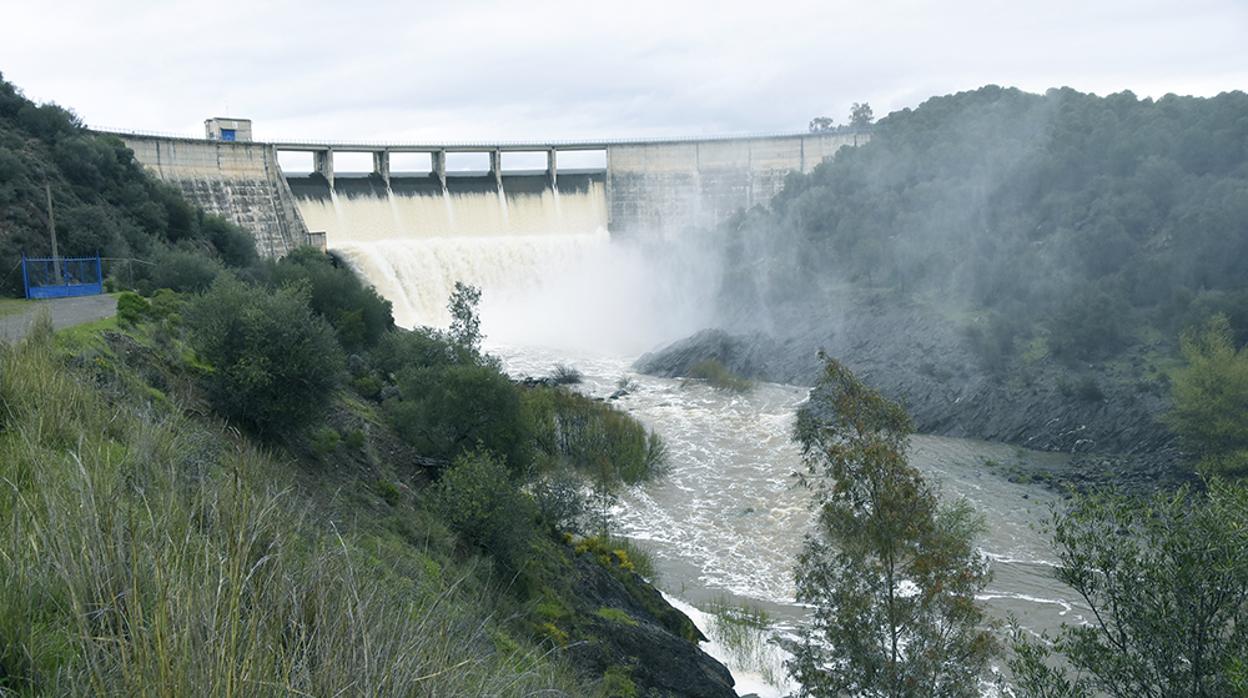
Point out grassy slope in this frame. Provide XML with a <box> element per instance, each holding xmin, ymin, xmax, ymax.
<box><xmin>0</xmin><ymin>313</ymin><xmax>589</xmax><ymax>696</ymax></box>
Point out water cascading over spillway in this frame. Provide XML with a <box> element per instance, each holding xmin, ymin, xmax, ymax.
<box><xmin>287</xmin><ymin>170</ymin><xmax>611</xmax><ymax>330</ymax></box>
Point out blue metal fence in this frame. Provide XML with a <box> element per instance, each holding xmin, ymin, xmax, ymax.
<box><xmin>22</xmin><ymin>254</ymin><xmax>104</xmax><ymax>299</ymax></box>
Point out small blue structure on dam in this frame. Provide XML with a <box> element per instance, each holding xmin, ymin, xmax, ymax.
<box><xmin>21</xmin><ymin>254</ymin><xmax>104</xmax><ymax>299</ymax></box>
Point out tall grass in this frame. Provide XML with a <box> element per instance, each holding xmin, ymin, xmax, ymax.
<box><xmin>0</xmin><ymin>318</ymin><xmax>579</xmax><ymax>696</ymax></box>
<box><xmin>705</xmin><ymin>598</ymin><xmax>786</xmax><ymax>688</ymax></box>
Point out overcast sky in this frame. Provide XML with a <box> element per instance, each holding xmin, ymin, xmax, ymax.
<box><xmin>1</xmin><ymin>0</ymin><xmax>1245</xmax><ymax>143</ymax></box>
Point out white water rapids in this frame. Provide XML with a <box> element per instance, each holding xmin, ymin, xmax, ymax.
<box><xmin>324</xmin><ymin>215</ymin><xmax>1082</xmax><ymax>695</ymax></box>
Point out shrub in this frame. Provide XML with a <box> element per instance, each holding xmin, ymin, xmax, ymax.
<box><xmin>526</xmin><ymin>387</ymin><xmax>669</xmax><ymax>484</ymax></box>
<box><xmin>375</xmin><ymin>479</ymin><xmax>401</xmax><ymax>506</ymax></box>
<box><xmin>600</xmin><ymin>666</ymin><xmax>638</xmax><ymax>698</ymax></box>
<box><xmin>686</xmin><ymin>358</ymin><xmax>753</xmax><ymax>392</ymax></box>
<box><xmin>186</xmin><ymin>275</ymin><xmax>344</xmax><ymax>436</ymax></box>
<box><xmin>344</xmin><ymin>429</ymin><xmax>366</xmax><ymax>450</ymax></box>
<box><xmin>431</xmin><ymin>451</ymin><xmax>535</xmax><ymax>571</ymax></box>
<box><xmin>311</xmin><ymin>427</ymin><xmax>340</xmax><ymax>456</ymax></box>
<box><xmin>146</xmin><ymin>288</ymin><xmax>185</xmax><ymax>323</ymax></box>
<box><xmin>150</xmin><ymin>248</ymin><xmax>224</xmax><ymax>293</ymax></box>
<box><xmin>551</xmin><ymin>364</ymin><xmax>582</xmax><ymax>384</ymax></box>
<box><xmin>1167</xmin><ymin>314</ymin><xmax>1248</xmax><ymax>475</ymax></box>
<box><xmin>373</xmin><ymin>327</ymin><xmax>468</xmax><ymax>376</ymax></box>
<box><xmin>386</xmin><ymin>363</ymin><xmax>530</xmax><ymax>470</ymax></box>
<box><xmin>351</xmin><ymin>374</ymin><xmax>382</xmax><ymax>400</ymax></box>
<box><xmin>200</xmin><ymin>214</ymin><xmax>257</xmax><ymax>268</ymax></box>
<box><xmin>532</xmin><ymin>469</ymin><xmax>587</xmax><ymax>533</ymax></box>
<box><xmin>267</xmin><ymin>248</ymin><xmax>393</xmax><ymax>352</ymax></box>
<box><xmin>115</xmin><ymin>291</ymin><xmax>149</xmax><ymax>326</ymax></box>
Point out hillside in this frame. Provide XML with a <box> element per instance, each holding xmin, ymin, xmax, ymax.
<box><xmin>643</xmin><ymin>86</ymin><xmax>1248</xmax><ymax>469</ymax></box>
<box><xmin>0</xmin><ymin>72</ymin><xmax>255</xmax><ymax>297</ymax></box>
<box><xmin>0</xmin><ymin>71</ymin><xmax>735</xmax><ymax>696</ymax></box>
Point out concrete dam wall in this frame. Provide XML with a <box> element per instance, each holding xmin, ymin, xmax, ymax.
<box><xmin>606</xmin><ymin>132</ymin><xmax>863</xmax><ymax>234</ymax></box>
<box><xmin>116</xmin><ymin>129</ymin><xmax>865</xmax><ymax>254</ymax></box>
<box><xmin>119</xmin><ymin>135</ymin><xmax>308</xmax><ymax>257</ymax></box>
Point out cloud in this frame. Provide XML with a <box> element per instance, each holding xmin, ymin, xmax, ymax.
<box><xmin>1</xmin><ymin>0</ymin><xmax>1245</xmax><ymax>141</ymax></box>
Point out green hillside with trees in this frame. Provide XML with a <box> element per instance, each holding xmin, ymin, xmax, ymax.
<box><xmin>0</xmin><ymin>72</ymin><xmax>258</xmax><ymax>297</ymax></box>
<box><xmin>730</xmin><ymin>85</ymin><xmax>1248</xmax><ymax>362</ymax></box>
<box><xmin>711</xmin><ymin>86</ymin><xmax>1248</xmax><ymax>472</ymax></box>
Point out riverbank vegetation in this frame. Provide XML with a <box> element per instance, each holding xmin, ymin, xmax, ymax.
<box><xmin>1009</xmin><ymin>480</ymin><xmax>1248</xmax><ymax>697</ymax></box>
<box><xmin>1166</xmin><ymin>313</ymin><xmax>1248</xmax><ymax>477</ymax></box>
<box><xmin>789</xmin><ymin>357</ymin><xmax>1248</xmax><ymax>695</ymax></box>
<box><xmin>685</xmin><ymin>358</ymin><xmax>754</xmax><ymax>393</ymax></box>
<box><xmin>0</xmin><ymin>261</ymin><xmax>714</xmax><ymax>694</ymax></box>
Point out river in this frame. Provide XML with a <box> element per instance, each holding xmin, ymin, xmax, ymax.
<box><xmin>493</xmin><ymin>344</ymin><xmax>1082</xmax><ymax>696</ymax></box>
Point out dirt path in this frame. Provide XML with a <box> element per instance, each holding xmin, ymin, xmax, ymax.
<box><xmin>0</xmin><ymin>294</ymin><xmax>117</xmax><ymax>343</ymax></box>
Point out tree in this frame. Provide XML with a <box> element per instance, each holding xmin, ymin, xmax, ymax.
<box><xmin>187</xmin><ymin>275</ymin><xmax>344</xmax><ymax>435</ymax></box>
<box><xmin>1167</xmin><ymin>313</ymin><xmax>1248</xmax><ymax>475</ymax></box>
<box><xmin>1009</xmin><ymin>479</ymin><xmax>1248</xmax><ymax>697</ymax></box>
<box><xmin>850</xmin><ymin>102</ymin><xmax>874</xmax><ymax>129</ymax></box>
<box><xmin>787</xmin><ymin>353</ymin><xmax>995</xmax><ymax>697</ymax></box>
<box><xmin>448</xmin><ymin>281</ymin><xmax>483</xmax><ymax>354</ymax></box>
<box><xmin>809</xmin><ymin>116</ymin><xmax>837</xmax><ymax>133</ymax></box>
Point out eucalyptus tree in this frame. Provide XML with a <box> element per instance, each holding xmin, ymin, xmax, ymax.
<box><xmin>788</xmin><ymin>353</ymin><xmax>995</xmax><ymax>697</ymax></box>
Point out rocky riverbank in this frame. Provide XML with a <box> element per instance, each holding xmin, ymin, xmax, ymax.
<box><xmin>636</xmin><ymin>294</ymin><xmax>1192</xmax><ymax>494</ymax></box>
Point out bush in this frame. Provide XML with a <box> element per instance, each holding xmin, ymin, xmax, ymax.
<box><xmin>344</xmin><ymin>429</ymin><xmax>366</xmax><ymax>450</ymax></box>
<box><xmin>686</xmin><ymin>358</ymin><xmax>753</xmax><ymax>393</ymax></box>
<box><xmin>268</xmin><ymin>248</ymin><xmax>393</xmax><ymax>352</ymax></box>
<box><xmin>372</xmin><ymin>327</ymin><xmax>466</xmax><ymax>377</ymax></box>
<box><xmin>1167</xmin><ymin>314</ymin><xmax>1248</xmax><ymax>475</ymax></box>
<box><xmin>186</xmin><ymin>275</ymin><xmax>344</xmax><ymax>436</ymax></box>
<box><xmin>532</xmin><ymin>469</ymin><xmax>587</xmax><ymax>533</ymax></box>
<box><xmin>149</xmin><ymin>248</ymin><xmax>225</xmax><ymax>293</ymax></box>
<box><xmin>199</xmin><ymin>214</ymin><xmax>257</xmax><ymax>268</ymax></box>
<box><xmin>311</xmin><ymin>427</ymin><xmax>341</xmax><ymax>456</ymax></box>
<box><xmin>115</xmin><ymin>291</ymin><xmax>149</xmax><ymax>326</ymax></box>
<box><xmin>431</xmin><ymin>451</ymin><xmax>535</xmax><ymax>570</ymax></box>
<box><xmin>386</xmin><ymin>363</ymin><xmax>530</xmax><ymax>470</ymax></box>
<box><xmin>147</xmin><ymin>288</ymin><xmax>185</xmax><ymax>323</ymax></box>
<box><xmin>551</xmin><ymin>364</ymin><xmax>582</xmax><ymax>384</ymax></box>
<box><xmin>525</xmin><ymin>387</ymin><xmax>669</xmax><ymax>484</ymax></box>
<box><xmin>351</xmin><ymin>374</ymin><xmax>382</xmax><ymax>400</ymax></box>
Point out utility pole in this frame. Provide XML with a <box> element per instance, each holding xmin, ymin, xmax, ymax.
<box><xmin>46</xmin><ymin>182</ymin><xmax>61</xmax><ymax>282</ymax></box>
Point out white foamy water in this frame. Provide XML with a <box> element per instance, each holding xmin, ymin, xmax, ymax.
<box><xmin>298</xmin><ymin>181</ymin><xmax>607</xmax><ymax>241</ymax></box>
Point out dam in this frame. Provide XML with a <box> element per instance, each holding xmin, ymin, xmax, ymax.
<box><xmin>110</xmin><ymin>123</ymin><xmax>864</xmax><ymax>331</ymax></box>
<box><xmin>112</xmin><ymin>126</ymin><xmax>865</xmax><ymax>247</ymax></box>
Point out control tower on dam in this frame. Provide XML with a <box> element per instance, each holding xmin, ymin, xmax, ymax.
<box><xmin>110</xmin><ymin>122</ymin><xmax>867</xmax><ymax>255</ymax></box>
